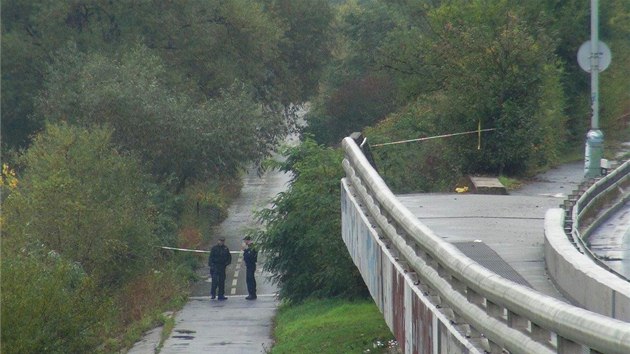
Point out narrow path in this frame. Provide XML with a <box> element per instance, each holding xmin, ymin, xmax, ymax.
<box><xmin>128</xmin><ymin>166</ymin><xmax>291</xmax><ymax>354</ymax></box>
<box><xmin>191</xmin><ymin>167</ymin><xmax>291</xmax><ymax>298</ymax></box>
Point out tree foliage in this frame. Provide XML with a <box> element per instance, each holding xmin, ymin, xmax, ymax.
<box><xmin>1</xmin><ymin>248</ymin><xmax>107</xmax><ymax>354</ymax></box>
<box><xmin>3</xmin><ymin>123</ymin><xmax>162</xmax><ymax>286</ymax></box>
<box><xmin>262</xmin><ymin>0</ymin><xmax>335</xmax><ymax>105</ymax></box>
<box><xmin>253</xmin><ymin>139</ymin><xmax>367</xmax><ymax>302</ymax></box>
<box><xmin>308</xmin><ymin>0</ymin><xmax>629</xmax><ymax>182</ymax></box>
<box><xmin>35</xmin><ymin>43</ymin><xmax>284</xmax><ymax>187</ymax></box>
<box><xmin>305</xmin><ymin>0</ymin><xmax>400</xmax><ymax>145</ymax></box>
<box><xmin>1</xmin><ymin>0</ymin><xmax>334</xmax><ymax>160</ymax></box>
<box><xmin>425</xmin><ymin>2</ymin><xmax>560</xmax><ymax>174</ymax></box>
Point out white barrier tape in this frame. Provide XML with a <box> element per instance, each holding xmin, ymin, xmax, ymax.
<box><xmin>371</xmin><ymin>128</ymin><xmax>496</xmax><ymax>147</ymax></box>
<box><xmin>158</xmin><ymin>246</ymin><xmax>242</xmax><ymax>254</ymax></box>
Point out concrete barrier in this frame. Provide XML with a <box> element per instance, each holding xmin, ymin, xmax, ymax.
<box><xmin>545</xmin><ymin>209</ymin><xmax>630</xmax><ymax>321</ymax></box>
<box><xmin>342</xmin><ymin>136</ymin><xmax>630</xmax><ymax>354</ymax></box>
<box><xmin>342</xmin><ymin>179</ymin><xmax>482</xmax><ymax>353</ymax></box>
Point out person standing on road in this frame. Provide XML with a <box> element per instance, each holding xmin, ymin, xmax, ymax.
<box><xmin>242</xmin><ymin>236</ymin><xmax>258</xmax><ymax>300</ymax></box>
<box><xmin>209</xmin><ymin>237</ymin><xmax>232</xmax><ymax>300</ymax></box>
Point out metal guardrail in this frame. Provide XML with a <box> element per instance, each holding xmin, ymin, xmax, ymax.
<box><xmin>562</xmin><ymin>159</ymin><xmax>630</xmax><ymax>281</ymax></box>
<box><xmin>342</xmin><ymin>136</ymin><xmax>630</xmax><ymax>354</ymax></box>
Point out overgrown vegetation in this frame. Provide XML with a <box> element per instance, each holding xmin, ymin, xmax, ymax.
<box><xmin>0</xmin><ymin>124</ymin><xmax>190</xmax><ymax>353</ymax></box>
<box><xmin>308</xmin><ymin>0</ymin><xmax>629</xmax><ymax>188</ymax></box>
<box><xmin>253</xmin><ymin>139</ymin><xmax>368</xmax><ymax>303</ymax></box>
<box><xmin>271</xmin><ymin>299</ymin><xmax>396</xmax><ymax>354</ymax></box>
<box><xmin>1</xmin><ymin>0</ymin><xmax>334</xmax><ymax>352</ymax></box>
<box><xmin>2</xmin><ymin>0</ymin><xmax>629</xmax><ymax>352</ymax></box>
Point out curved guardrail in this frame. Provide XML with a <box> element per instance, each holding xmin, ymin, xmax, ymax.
<box><xmin>565</xmin><ymin>159</ymin><xmax>630</xmax><ymax>275</ymax></box>
<box><xmin>342</xmin><ymin>136</ymin><xmax>630</xmax><ymax>354</ymax></box>
<box><xmin>545</xmin><ymin>159</ymin><xmax>630</xmax><ymax>321</ymax></box>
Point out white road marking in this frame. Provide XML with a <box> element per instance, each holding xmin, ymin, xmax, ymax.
<box><xmin>231</xmin><ymin>254</ymin><xmax>243</xmax><ymax>295</ymax></box>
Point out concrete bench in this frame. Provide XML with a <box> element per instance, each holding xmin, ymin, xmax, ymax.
<box><xmin>468</xmin><ymin>176</ymin><xmax>507</xmax><ymax>195</ymax></box>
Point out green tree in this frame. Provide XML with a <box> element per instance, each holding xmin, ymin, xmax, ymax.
<box><xmin>380</xmin><ymin>1</ymin><xmax>564</xmax><ymax>174</ymax></box>
<box><xmin>1</xmin><ymin>0</ymin><xmax>334</xmax><ymax>153</ymax></box>
<box><xmin>35</xmin><ymin>43</ymin><xmax>285</xmax><ymax>188</ymax></box>
<box><xmin>253</xmin><ymin>139</ymin><xmax>367</xmax><ymax>302</ymax></box>
<box><xmin>263</xmin><ymin>0</ymin><xmax>335</xmax><ymax>105</ymax></box>
<box><xmin>3</xmin><ymin>123</ymin><xmax>158</xmax><ymax>286</ymax></box>
<box><xmin>307</xmin><ymin>73</ymin><xmax>397</xmax><ymax>146</ymax></box>
<box><xmin>305</xmin><ymin>0</ymin><xmax>400</xmax><ymax>145</ymax></box>
<box><xmin>599</xmin><ymin>0</ymin><xmax>630</xmax><ymax>145</ymax></box>
<box><xmin>364</xmin><ymin>101</ymin><xmax>463</xmax><ymax>193</ymax></box>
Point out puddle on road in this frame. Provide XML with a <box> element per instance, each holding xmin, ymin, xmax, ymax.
<box><xmin>175</xmin><ymin>329</ymin><xmax>196</xmax><ymax>334</ymax></box>
<box><xmin>173</xmin><ymin>335</ymin><xmax>195</xmax><ymax>340</ymax></box>
<box><xmin>173</xmin><ymin>329</ymin><xmax>196</xmax><ymax>340</ymax></box>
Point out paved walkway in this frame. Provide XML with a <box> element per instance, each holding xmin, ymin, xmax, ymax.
<box><xmin>159</xmin><ymin>295</ymin><xmax>278</xmax><ymax>354</ymax></box>
<box><xmin>588</xmin><ymin>195</ymin><xmax>630</xmax><ymax>278</ymax></box>
<box><xmin>128</xmin><ymin>166</ymin><xmax>290</xmax><ymax>354</ymax></box>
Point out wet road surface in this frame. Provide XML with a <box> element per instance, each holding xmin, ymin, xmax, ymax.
<box><xmin>129</xmin><ymin>164</ymin><xmax>292</xmax><ymax>354</ymax></box>
<box><xmin>588</xmin><ymin>202</ymin><xmax>630</xmax><ymax>278</ymax></box>
<box><xmin>192</xmin><ymin>166</ymin><xmax>291</xmax><ymax>298</ymax></box>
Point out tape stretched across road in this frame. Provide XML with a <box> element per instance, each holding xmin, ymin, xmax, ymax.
<box><xmin>158</xmin><ymin>246</ymin><xmax>243</xmax><ymax>254</ymax></box>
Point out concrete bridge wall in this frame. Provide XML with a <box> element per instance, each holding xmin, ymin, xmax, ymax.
<box><xmin>341</xmin><ymin>136</ymin><xmax>630</xmax><ymax>354</ymax></box>
<box><xmin>544</xmin><ymin>159</ymin><xmax>630</xmax><ymax>321</ymax></box>
<box><xmin>342</xmin><ymin>179</ymin><xmax>479</xmax><ymax>354</ymax></box>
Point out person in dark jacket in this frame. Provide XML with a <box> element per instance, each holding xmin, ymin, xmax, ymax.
<box><xmin>209</xmin><ymin>237</ymin><xmax>232</xmax><ymax>300</ymax></box>
<box><xmin>242</xmin><ymin>236</ymin><xmax>258</xmax><ymax>300</ymax></box>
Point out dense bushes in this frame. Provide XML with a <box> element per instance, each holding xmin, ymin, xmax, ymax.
<box><xmin>0</xmin><ymin>123</ymin><xmax>186</xmax><ymax>352</ymax></box>
<box><xmin>3</xmin><ymin>124</ymin><xmax>159</xmax><ymax>286</ymax></box>
<box><xmin>1</xmin><ymin>248</ymin><xmax>106</xmax><ymax>353</ymax></box>
<box><xmin>308</xmin><ymin>0</ymin><xmax>629</xmax><ymax>187</ymax></box>
<box><xmin>253</xmin><ymin>139</ymin><xmax>368</xmax><ymax>302</ymax></box>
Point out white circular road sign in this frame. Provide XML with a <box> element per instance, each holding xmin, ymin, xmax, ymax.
<box><xmin>578</xmin><ymin>40</ymin><xmax>612</xmax><ymax>73</ymax></box>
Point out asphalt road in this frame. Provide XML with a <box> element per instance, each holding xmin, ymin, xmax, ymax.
<box><xmin>588</xmin><ymin>200</ymin><xmax>630</xmax><ymax>278</ymax></box>
<box><xmin>128</xmin><ymin>165</ymin><xmax>292</xmax><ymax>354</ymax></box>
<box><xmin>191</xmin><ymin>166</ymin><xmax>291</xmax><ymax>298</ymax></box>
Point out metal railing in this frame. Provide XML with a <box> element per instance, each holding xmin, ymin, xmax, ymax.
<box><xmin>342</xmin><ymin>136</ymin><xmax>630</xmax><ymax>354</ymax></box>
<box><xmin>561</xmin><ymin>159</ymin><xmax>630</xmax><ymax>281</ymax></box>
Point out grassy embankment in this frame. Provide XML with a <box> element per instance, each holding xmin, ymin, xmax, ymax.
<box><xmin>270</xmin><ymin>299</ymin><xmax>397</xmax><ymax>354</ymax></box>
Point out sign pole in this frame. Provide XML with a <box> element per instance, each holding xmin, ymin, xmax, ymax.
<box><xmin>584</xmin><ymin>0</ymin><xmax>604</xmax><ymax>178</ymax></box>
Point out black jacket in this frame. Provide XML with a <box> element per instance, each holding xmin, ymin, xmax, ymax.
<box><xmin>243</xmin><ymin>246</ymin><xmax>257</xmax><ymax>267</ymax></box>
<box><xmin>209</xmin><ymin>244</ymin><xmax>232</xmax><ymax>269</ymax></box>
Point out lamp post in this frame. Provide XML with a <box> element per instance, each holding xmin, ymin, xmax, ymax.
<box><xmin>582</xmin><ymin>0</ymin><xmax>607</xmax><ymax>179</ymax></box>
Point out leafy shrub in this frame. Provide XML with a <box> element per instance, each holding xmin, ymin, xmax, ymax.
<box><xmin>1</xmin><ymin>247</ymin><xmax>108</xmax><ymax>354</ymax></box>
<box><xmin>115</xmin><ymin>269</ymin><xmax>187</xmax><ymax>326</ymax></box>
<box><xmin>3</xmin><ymin>123</ymin><xmax>158</xmax><ymax>286</ymax></box>
<box><xmin>178</xmin><ymin>227</ymin><xmax>203</xmax><ymax>250</ymax></box>
<box><xmin>253</xmin><ymin>139</ymin><xmax>368</xmax><ymax>302</ymax></box>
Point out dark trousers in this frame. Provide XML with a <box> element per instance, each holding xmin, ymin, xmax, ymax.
<box><xmin>246</xmin><ymin>264</ymin><xmax>256</xmax><ymax>296</ymax></box>
<box><xmin>211</xmin><ymin>266</ymin><xmax>227</xmax><ymax>297</ymax></box>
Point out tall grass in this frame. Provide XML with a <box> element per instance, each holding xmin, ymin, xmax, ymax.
<box><xmin>271</xmin><ymin>299</ymin><xmax>397</xmax><ymax>354</ymax></box>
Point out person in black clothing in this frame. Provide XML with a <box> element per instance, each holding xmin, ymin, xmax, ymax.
<box><xmin>209</xmin><ymin>237</ymin><xmax>232</xmax><ymax>300</ymax></box>
<box><xmin>242</xmin><ymin>236</ymin><xmax>258</xmax><ymax>300</ymax></box>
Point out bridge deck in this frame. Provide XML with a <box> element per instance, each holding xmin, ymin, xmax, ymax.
<box><xmin>395</xmin><ymin>161</ymin><xmax>585</xmax><ymax>300</ymax></box>
<box><xmin>398</xmin><ymin>193</ymin><xmax>565</xmax><ymax>298</ymax></box>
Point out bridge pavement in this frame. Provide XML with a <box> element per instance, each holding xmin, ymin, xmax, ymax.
<box><xmin>397</xmin><ymin>161</ymin><xmax>584</xmax><ymax>299</ymax></box>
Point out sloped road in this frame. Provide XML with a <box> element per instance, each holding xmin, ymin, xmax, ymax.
<box><xmin>129</xmin><ymin>166</ymin><xmax>292</xmax><ymax>354</ymax></box>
